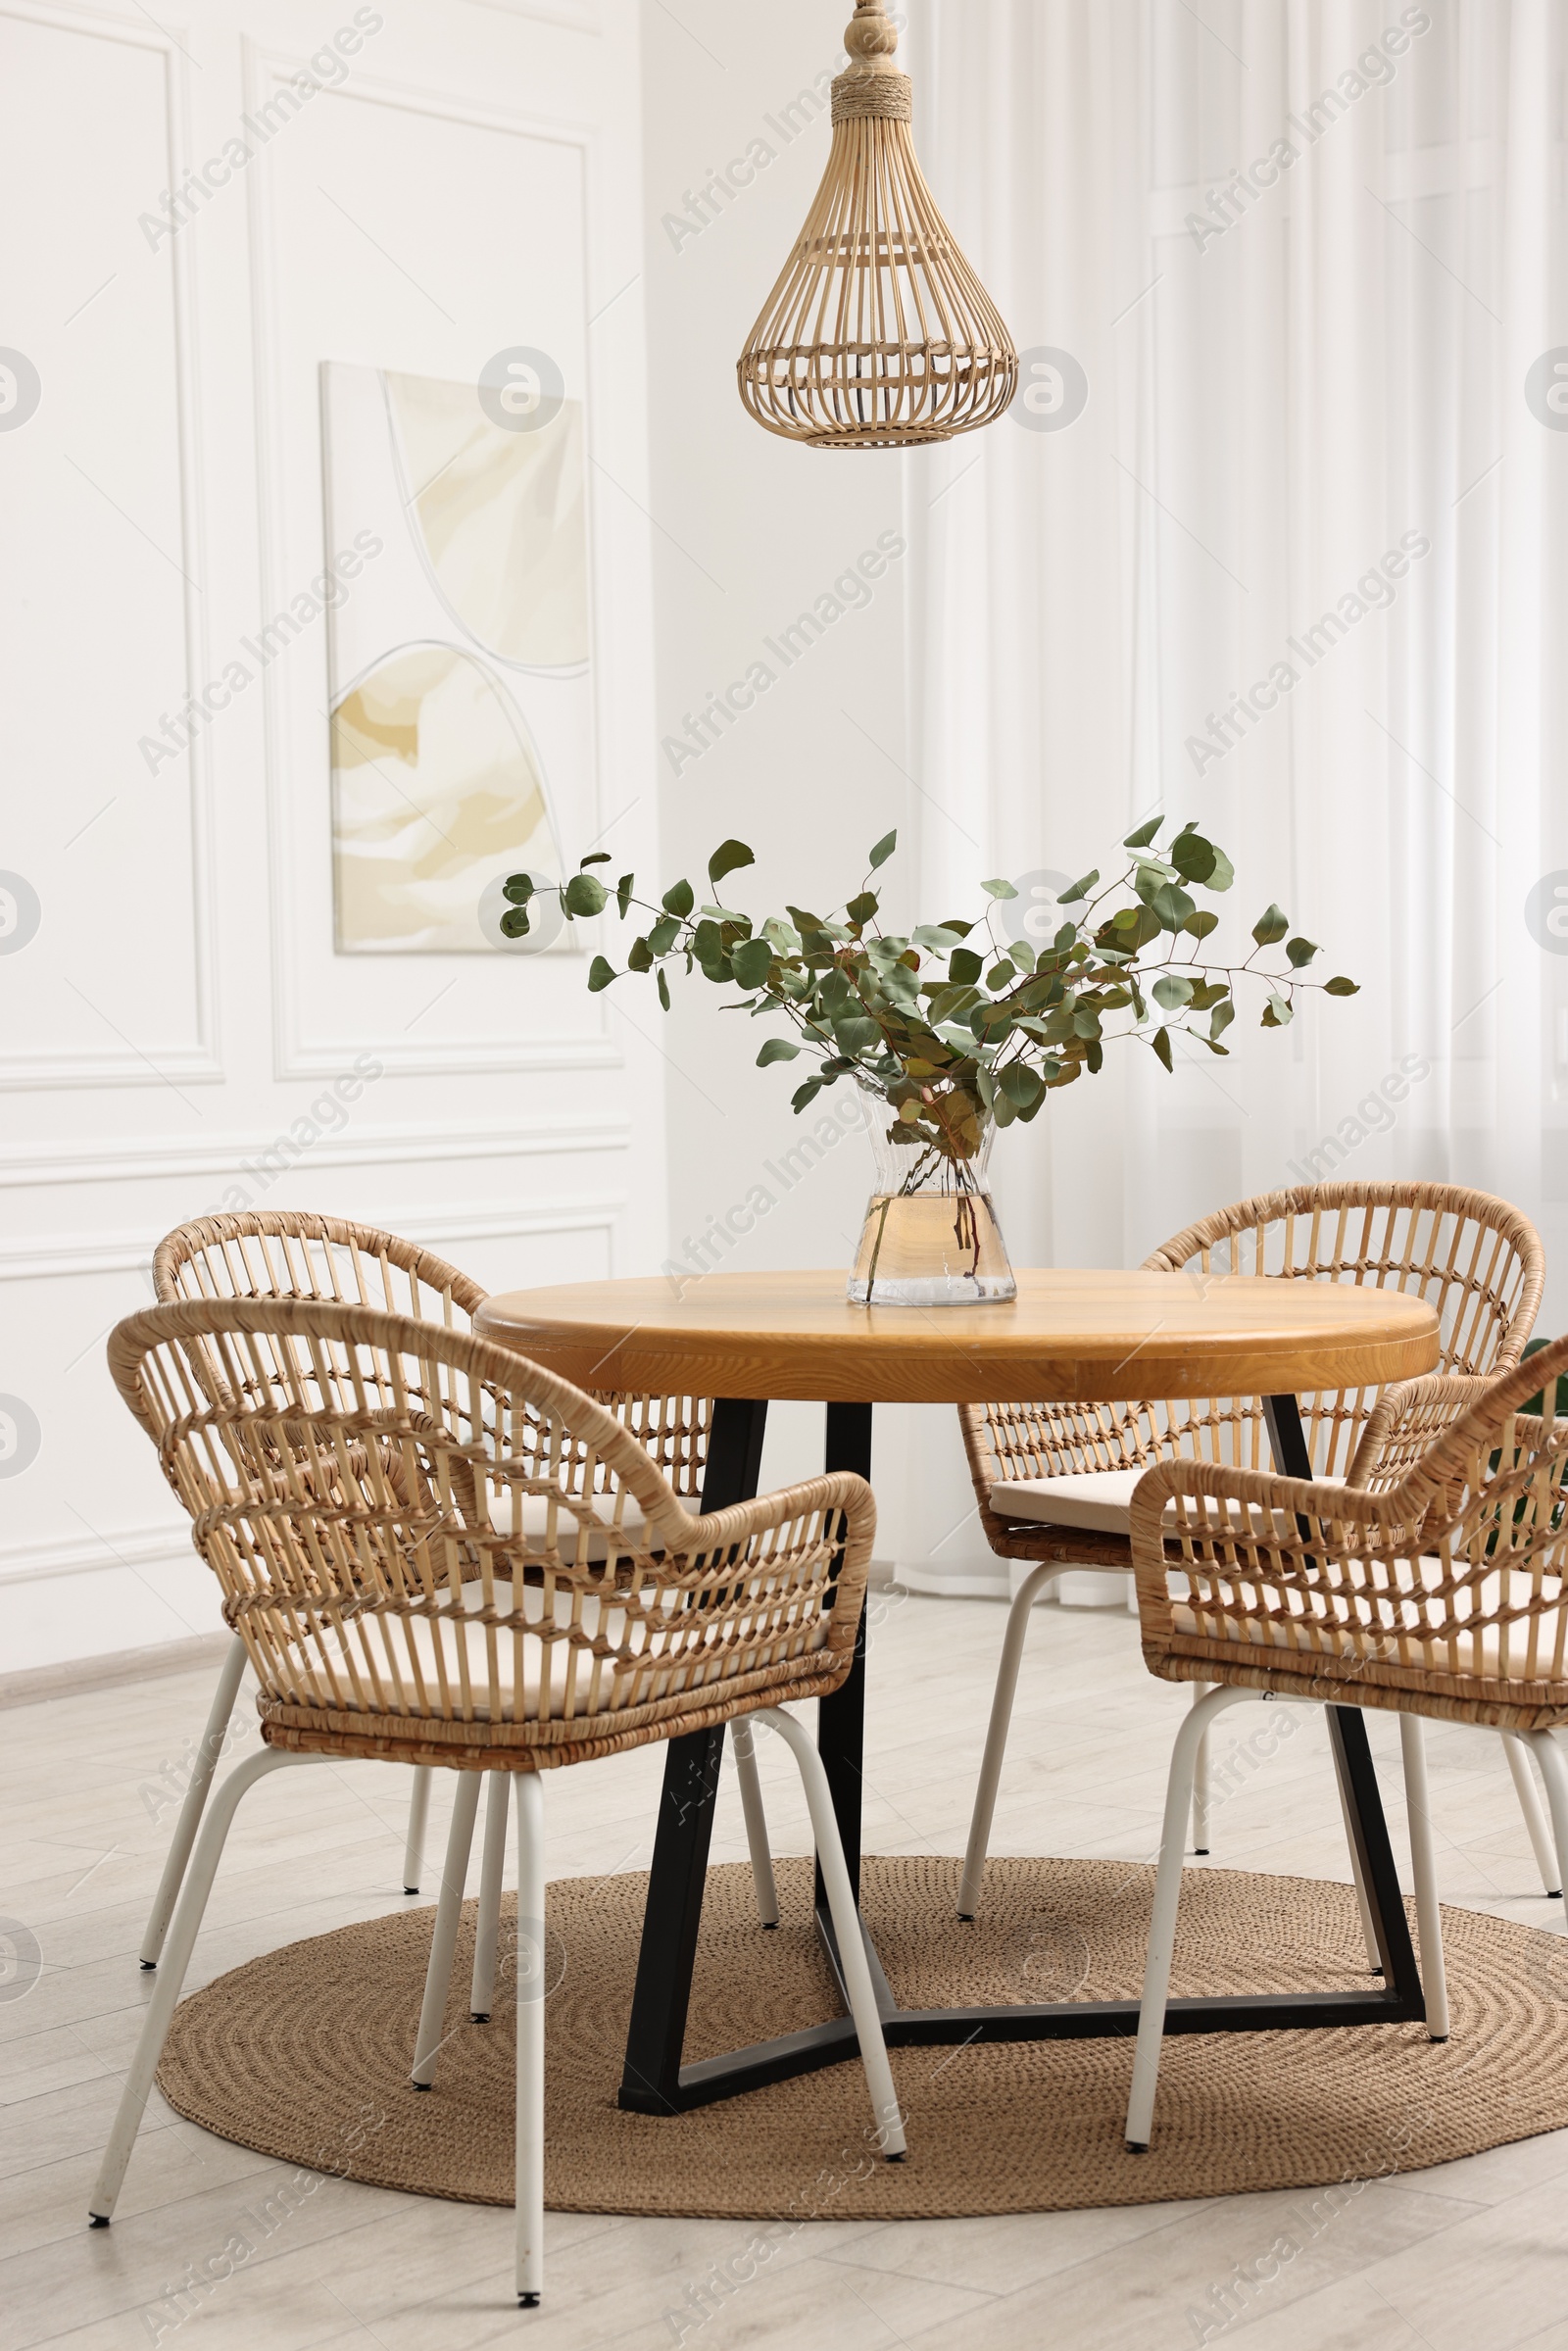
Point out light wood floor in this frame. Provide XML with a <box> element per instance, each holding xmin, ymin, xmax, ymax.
<box><xmin>5</xmin><ymin>1588</ymin><xmax>1568</xmax><ymax>2351</ymax></box>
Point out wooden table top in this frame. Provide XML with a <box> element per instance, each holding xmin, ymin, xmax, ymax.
<box><xmin>473</xmin><ymin>1268</ymin><xmax>1441</xmax><ymax>1405</ymax></box>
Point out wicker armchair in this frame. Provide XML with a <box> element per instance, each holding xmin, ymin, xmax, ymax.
<box><xmin>89</xmin><ymin>1298</ymin><xmax>904</xmax><ymax>2303</ymax></box>
<box><xmin>1123</xmin><ymin>1333</ymin><xmax>1568</xmax><ymax>2150</ymax></box>
<box><xmin>143</xmin><ymin>1211</ymin><xmax>735</xmax><ymax>1982</ymax></box>
<box><xmin>956</xmin><ymin>1182</ymin><xmax>1551</xmax><ymax>1918</ymax></box>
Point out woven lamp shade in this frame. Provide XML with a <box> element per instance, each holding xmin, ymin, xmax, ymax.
<box><xmin>736</xmin><ymin>1</ymin><xmax>1017</xmax><ymax>451</ymax></box>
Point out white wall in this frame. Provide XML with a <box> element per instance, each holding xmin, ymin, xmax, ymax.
<box><xmin>637</xmin><ymin>0</ymin><xmax>993</xmax><ymax>1581</ymax></box>
<box><xmin>0</xmin><ymin>0</ymin><xmax>665</xmax><ymax>1669</ymax></box>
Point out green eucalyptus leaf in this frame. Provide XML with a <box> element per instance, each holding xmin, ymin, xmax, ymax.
<box><xmin>730</xmin><ymin>937</ymin><xmax>773</xmax><ymax>989</ymax></box>
<box><xmin>499</xmin><ymin>906</ymin><xmax>531</xmax><ymax>939</ymax></box>
<box><xmin>564</xmin><ymin>871</ymin><xmax>609</xmax><ymax>917</ymax></box>
<box><xmin>1324</xmin><ymin>975</ymin><xmax>1360</xmax><ymax>996</ymax></box>
<box><xmin>657</xmin><ymin>967</ymin><xmax>671</xmax><ymax>1011</ymax></box>
<box><xmin>708</xmin><ymin>839</ymin><xmax>755</xmax><ymax>888</ymax></box>
<box><xmin>579</xmin><ymin>851</ymin><xmax>612</xmax><ymax>867</ymax></box>
<box><xmin>626</xmin><ymin>935</ymin><xmax>654</xmax><ymax>973</ymax></box>
<box><xmin>1152</xmin><ymin>974</ymin><xmax>1194</xmax><ymax>1010</ymax></box>
<box><xmin>981</xmin><ymin>876</ymin><xmax>1019</xmax><ymax>900</ymax></box>
<box><xmin>1210</xmin><ymin>997</ymin><xmax>1236</xmax><ymax>1040</ymax></box>
<box><xmin>1261</xmin><ymin>991</ymin><xmax>1294</xmax><ymax>1026</ymax></box>
<box><xmin>1169</xmin><ymin>825</ymin><xmax>1217</xmax><ymax>884</ymax></box>
<box><xmin>845</xmin><ymin>891</ymin><xmax>879</xmax><ymax>926</ymax></box>
<box><xmin>615</xmin><ymin>872</ymin><xmax>634</xmax><ymax>919</ymax></box>
<box><xmin>911</xmin><ymin>923</ymin><xmax>966</xmax><ymax>953</ymax></box>
<box><xmin>1150</xmin><ymin>882</ymin><xmax>1196</xmax><ymax>930</ymax></box>
<box><xmin>791</xmin><ymin>1077</ymin><xmax>824</xmax><ymax>1113</ymax></box>
<box><xmin>1056</xmin><ymin>869</ymin><xmax>1100</xmax><ymax>905</ymax></box>
<box><xmin>1286</xmin><ymin>936</ymin><xmax>1320</xmax><ymax>967</ymax></box>
<box><xmin>948</xmin><ymin>948</ymin><xmax>983</xmax><ymax>985</ymax></box>
<box><xmin>999</xmin><ymin>1062</ymin><xmax>1043</xmax><ymax>1107</ymax></box>
<box><xmin>1182</xmin><ymin>908</ymin><xmax>1219</xmax><ymax>940</ymax></box>
<box><xmin>662</xmin><ymin>878</ymin><xmax>695</xmax><ymax>918</ymax></box>
<box><xmin>757</xmin><ymin>1036</ymin><xmax>801</xmax><ymax>1066</ymax></box>
<box><xmin>868</xmin><ymin>828</ymin><xmax>898</xmax><ymax>869</ymax></box>
<box><xmin>1123</xmin><ymin>815</ymin><xmax>1162</xmax><ymax>850</ymax></box>
<box><xmin>1152</xmin><ymin>1025</ymin><xmax>1174</xmax><ymax>1073</ymax></box>
<box><xmin>1252</xmin><ymin>903</ymin><xmax>1290</xmax><ymax>946</ymax></box>
<box><xmin>502</xmin><ymin>873</ymin><xmax>534</xmax><ymax>905</ymax></box>
<box><xmin>762</xmin><ymin>915</ymin><xmax>803</xmax><ymax>958</ymax></box>
<box><xmin>647</xmin><ymin>914</ymin><xmax>681</xmax><ymax>956</ymax></box>
<box><xmin>834</xmin><ymin>1014</ymin><xmax>881</xmax><ymax>1053</ymax></box>
<box><xmin>587</xmin><ymin>955</ymin><xmax>616</xmax><ymax>992</ymax></box>
<box><xmin>1205</xmin><ymin>846</ymin><xmax>1235</xmax><ymax>891</ymax></box>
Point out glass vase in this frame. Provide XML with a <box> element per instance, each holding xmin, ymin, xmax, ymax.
<box><xmin>847</xmin><ymin>1115</ymin><xmax>1016</xmax><ymax>1306</ymax></box>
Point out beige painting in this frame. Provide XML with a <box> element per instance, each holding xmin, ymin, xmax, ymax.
<box><xmin>321</xmin><ymin>363</ymin><xmax>591</xmax><ymax>953</ymax></box>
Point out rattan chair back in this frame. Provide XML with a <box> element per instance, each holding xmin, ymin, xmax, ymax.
<box><xmin>1131</xmin><ymin>1334</ymin><xmax>1568</xmax><ymax>1731</ymax></box>
<box><xmin>965</xmin><ymin>1183</ymin><xmax>1544</xmax><ymax>1512</ymax></box>
<box><xmin>110</xmin><ymin>1298</ymin><xmax>869</xmax><ymax>1772</ymax></box>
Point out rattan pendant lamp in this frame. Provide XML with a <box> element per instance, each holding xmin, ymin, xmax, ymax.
<box><xmin>737</xmin><ymin>0</ymin><xmax>1017</xmax><ymax>450</ymax></box>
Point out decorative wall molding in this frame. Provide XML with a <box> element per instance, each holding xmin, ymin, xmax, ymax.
<box><xmin>0</xmin><ymin>1115</ymin><xmax>631</xmax><ymax>1190</ymax></box>
<box><xmin>0</xmin><ymin>1519</ymin><xmax>193</xmax><ymax>1590</ymax></box>
<box><xmin>0</xmin><ymin>0</ymin><xmax>223</xmax><ymax>1095</ymax></box>
<box><xmin>0</xmin><ymin>1192</ymin><xmax>626</xmax><ymax>1281</ymax></box>
<box><xmin>243</xmin><ymin>39</ymin><xmax>612</xmax><ymax>1081</ymax></box>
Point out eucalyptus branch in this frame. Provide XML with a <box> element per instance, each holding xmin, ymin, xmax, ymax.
<box><xmin>501</xmin><ymin>818</ymin><xmax>1356</xmax><ymax>1159</ymax></box>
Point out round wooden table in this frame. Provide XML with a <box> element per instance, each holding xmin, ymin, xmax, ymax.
<box><xmin>474</xmin><ymin>1268</ymin><xmax>1443</xmax><ymax>2115</ymax></box>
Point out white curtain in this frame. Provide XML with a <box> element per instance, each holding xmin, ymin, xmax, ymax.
<box><xmin>904</xmin><ymin>0</ymin><xmax>1568</xmax><ymax>1322</ymax></box>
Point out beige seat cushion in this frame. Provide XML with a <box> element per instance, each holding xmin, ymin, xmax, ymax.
<box><xmin>992</xmin><ymin>1467</ymin><xmax>1348</xmax><ymax>1537</ymax></box>
<box><xmin>1171</xmin><ymin>1558</ymin><xmax>1568</xmax><ymax>1682</ymax></box>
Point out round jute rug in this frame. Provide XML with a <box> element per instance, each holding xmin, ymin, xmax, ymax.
<box><xmin>156</xmin><ymin>1856</ymin><xmax>1568</xmax><ymax>2220</ymax></box>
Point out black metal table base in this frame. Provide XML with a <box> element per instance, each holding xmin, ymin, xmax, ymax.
<box><xmin>618</xmin><ymin>1393</ymin><xmax>1424</xmax><ymax>2117</ymax></box>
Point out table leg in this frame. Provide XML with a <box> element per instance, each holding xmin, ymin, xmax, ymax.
<box><xmin>617</xmin><ymin>1399</ymin><xmax>767</xmax><ymax>2116</ymax></box>
<box><xmin>1260</xmin><ymin>1392</ymin><xmax>1422</xmax><ymax>2010</ymax></box>
<box><xmin>815</xmin><ymin>1401</ymin><xmax>873</xmax><ymax>1908</ymax></box>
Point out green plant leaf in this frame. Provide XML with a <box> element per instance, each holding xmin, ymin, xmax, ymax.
<box><xmin>626</xmin><ymin>935</ymin><xmax>654</xmax><ymax>972</ymax></box>
<box><xmin>662</xmin><ymin>878</ymin><xmax>694</xmax><ymax>917</ymax></box>
<box><xmin>834</xmin><ymin>1014</ymin><xmax>881</xmax><ymax>1053</ymax></box>
<box><xmin>1123</xmin><ymin>815</ymin><xmax>1162</xmax><ymax>850</ymax></box>
<box><xmin>948</xmin><ymin>948</ymin><xmax>983</xmax><ymax>985</ymax></box>
<box><xmin>845</xmin><ymin>891</ymin><xmax>879</xmax><ymax>926</ymax></box>
<box><xmin>868</xmin><ymin>828</ymin><xmax>898</xmax><ymax>869</ymax></box>
<box><xmin>657</xmin><ymin>967</ymin><xmax>670</xmax><ymax>1011</ymax></box>
<box><xmin>1056</xmin><ymin>869</ymin><xmax>1100</xmax><ymax>905</ymax></box>
<box><xmin>587</xmin><ymin>955</ymin><xmax>616</xmax><ymax>991</ymax></box>
<box><xmin>615</xmin><ymin>872</ymin><xmax>634</xmax><ymax>918</ymax></box>
<box><xmin>1324</xmin><ymin>975</ymin><xmax>1360</xmax><ymax>996</ymax></box>
<box><xmin>502</xmin><ymin>872</ymin><xmax>534</xmax><ymax>905</ymax></box>
<box><xmin>1152</xmin><ymin>974</ymin><xmax>1194</xmax><ymax>1010</ymax></box>
<box><xmin>757</xmin><ymin>1036</ymin><xmax>801</xmax><ymax>1065</ymax></box>
<box><xmin>708</xmin><ymin>839</ymin><xmax>755</xmax><ymax>888</ymax></box>
<box><xmin>1150</xmin><ymin>882</ymin><xmax>1196</xmax><ymax>930</ymax></box>
<box><xmin>731</xmin><ymin>937</ymin><xmax>773</xmax><ymax>989</ymax></box>
<box><xmin>1252</xmin><ymin>903</ymin><xmax>1290</xmax><ymax>946</ymax></box>
<box><xmin>911</xmin><ymin>924</ymin><xmax>966</xmax><ymax>953</ymax></box>
<box><xmin>981</xmin><ymin>876</ymin><xmax>1019</xmax><ymax>900</ymax></box>
<box><xmin>1210</xmin><ymin>997</ymin><xmax>1235</xmax><ymax>1040</ymax></box>
<box><xmin>580</xmin><ymin>851</ymin><xmax>612</xmax><ymax>867</ymax></box>
<box><xmin>999</xmin><ymin>1062</ymin><xmax>1043</xmax><ymax>1108</ymax></box>
<box><xmin>1182</xmin><ymin>908</ymin><xmax>1219</xmax><ymax>940</ymax></box>
<box><xmin>1205</xmin><ymin>846</ymin><xmax>1235</xmax><ymax>891</ymax></box>
<box><xmin>564</xmin><ymin>872</ymin><xmax>609</xmax><ymax>917</ymax></box>
<box><xmin>1261</xmin><ymin>991</ymin><xmax>1294</xmax><ymax>1026</ymax></box>
<box><xmin>791</xmin><ymin>1077</ymin><xmax>824</xmax><ymax>1113</ymax></box>
<box><xmin>644</xmin><ymin>914</ymin><xmax>680</xmax><ymax>956</ymax></box>
<box><xmin>1286</xmin><ymin>936</ymin><xmax>1320</xmax><ymax>968</ymax></box>
<box><xmin>1152</xmin><ymin>1026</ymin><xmax>1174</xmax><ymax>1072</ymax></box>
<box><xmin>1169</xmin><ymin>825</ymin><xmax>1217</xmax><ymax>885</ymax></box>
<box><xmin>499</xmin><ymin>906</ymin><xmax>531</xmax><ymax>939</ymax></box>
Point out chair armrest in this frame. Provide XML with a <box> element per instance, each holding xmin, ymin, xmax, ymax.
<box><xmin>667</xmin><ymin>1472</ymin><xmax>876</xmax><ymax>1651</ymax></box>
<box><xmin>1344</xmin><ymin>1373</ymin><xmax>1494</xmax><ymax>1493</ymax></box>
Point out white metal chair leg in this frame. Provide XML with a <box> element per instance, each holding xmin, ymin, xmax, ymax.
<box><xmin>730</xmin><ymin>1719</ymin><xmax>779</xmax><ymax>1928</ymax></box>
<box><xmin>411</xmin><ymin>1772</ymin><xmax>482</xmax><ymax>2086</ymax></box>
<box><xmin>470</xmin><ymin>1773</ymin><xmax>510</xmax><ymax>2021</ymax></box>
<box><xmin>1398</xmin><ymin>1715</ymin><xmax>1449</xmax><ymax>2039</ymax></box>
<box><xmin>1501</xmin><ymin>1733</ymin><xmax>1562</xmax><ymax>1897</ymax></box>
<box><xmin>138</xmin><ymin>1639</ymin><xmax>249</xmax><ymax>1969</ymax></box>
<box><xmin>1525</xmin><ymin>1732</ymin><xmax>1568</xmax><ymax>1910</ymax></box>
<box><xmin>91</xmin><ymin>1746</ymin><xmax>320</xmax><ymax>2223</ymax></box>
<box><xmin>1125</xmin><ymin>1686</ymin><xmax>1254</xmax><ymax>2152</ymax></box>
<box><xmin>403</xmin><ymin>1767</ymin><xmax>432</xmax><ymax>1894</ymax></box>
<box><xmin>957</xmin><ymin>1561</ymin><xmax>1057</xmax><ymax>1918</ymax></box>
<box><xmin>1330</xmin><ymin>1731</ymin><xmax>1384</xmax><ymax>1973</ymax></box>
<box><xmin>1190</xmin><ymin>1684</ymin><xmax>1213</xmax><ymax>1854</ymax></box>
<box><xmin>754</xmin><ymin>1706</ymin><xmax>906</xmax><ymax>2159</ymax></box>
<box><xmin>514</xmin><ymin>1771</ymin><xmax>545</xmax><ymax>2308</ymax></box>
